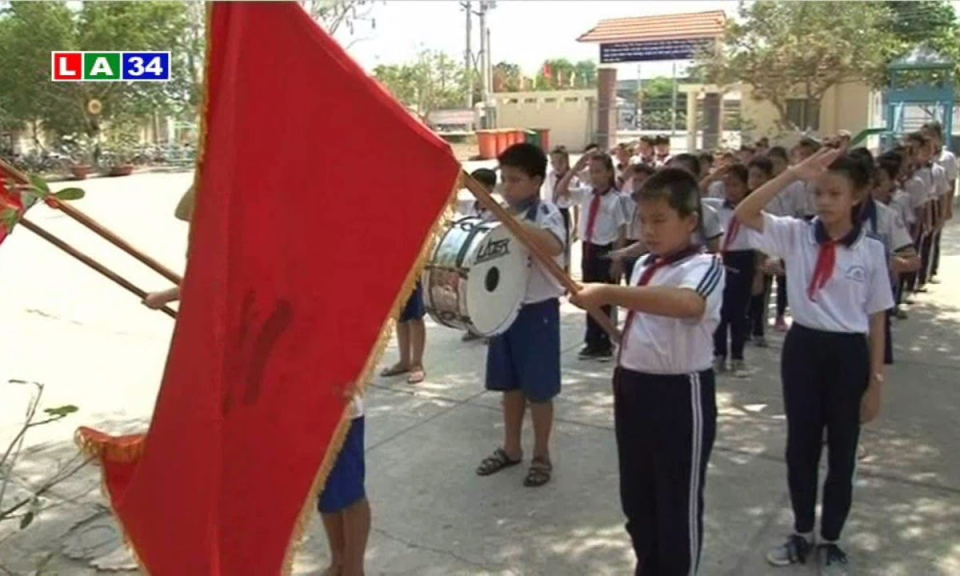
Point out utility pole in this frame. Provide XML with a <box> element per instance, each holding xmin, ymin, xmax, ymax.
<box><xmin>462</xmin><ymin>1</ymin><xmax>473</xmax><ymax>110</ymax></box>
<box><xmin>478</xmin><ymin>1</ymin><xmax>488</xmax><ymax>106</ymax></box>
<box><xmin>475</xmin><ymin>1</ymin><xmax>496</xmax><ymax>128</ymax></box>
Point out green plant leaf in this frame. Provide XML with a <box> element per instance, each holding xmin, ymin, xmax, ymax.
<box><xmin>19</xmin><ymin>511</ymin><xmax>34</xmax><ymax>530</ymax></box>
<box><xmin>43</xmin><ymin>405</ymin><xmax>78</xmax><ymax>418</ymax></box>
<box><xmin>29</xmin><ymin>175</ymin><xmax>50</xmax><ymax>194</ymax></box>
<box><xmin>21</xmin><ymin>191</ymin><xmax>41</xmax><ymax>209</ymax></box>
<box><xmin>1</xmin><ymin>208</ymin><xmax>19</xmax><ymax>232</ymax></box>
<box><xmin>54</xmin><ymin>188</ymin><xmax>86</xmax><ymax>201</ymax></box>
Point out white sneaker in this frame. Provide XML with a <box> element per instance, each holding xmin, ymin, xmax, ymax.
<box><xmin>730</xmin><ymin>359</ymin><xmax>754</xmax><ymax>378</ymax></box>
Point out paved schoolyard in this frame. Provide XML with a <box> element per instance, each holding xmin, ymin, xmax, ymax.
<box><xmin>0</xmin><ymin>171</ymin><xmax>958</xmax><ymax>575</ymax></box>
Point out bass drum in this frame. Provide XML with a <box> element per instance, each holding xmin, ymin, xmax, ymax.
<box><xmin>423</xmin><ymin>217</ymin><xmax>530</xmax><ymax>337</ymax></box>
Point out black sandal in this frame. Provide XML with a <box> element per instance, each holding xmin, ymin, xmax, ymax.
<box><xmin>523</xmin><ymin>457</ymin><xmax>552</xmax><ymax>487</ymax></box>
<box><xmin>476</xmin><ymin>448</ymin><xmax>522</xmax><ymax>476</ymax></box>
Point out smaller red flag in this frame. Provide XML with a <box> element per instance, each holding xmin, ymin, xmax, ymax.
<box><xmin>0</xmin><ymin>168</ymin><xmax>28</xmax><ymax>247</ymax></box>
<box><xmin>542</xmin><ymin>63</ymin><xmax>553</xmax><ymax>80</ymax></box>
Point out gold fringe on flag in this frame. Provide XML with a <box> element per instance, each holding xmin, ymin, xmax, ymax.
<box><xmin>281</xmin><ymin>169</ymin><xmax>462</xmax><ymax>574</ymax></box>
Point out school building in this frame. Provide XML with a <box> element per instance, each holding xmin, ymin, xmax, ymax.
<box><xmin>490</xmin><ymin>10</ymin><xmax>957</xmax><ymax>153</ymax></box>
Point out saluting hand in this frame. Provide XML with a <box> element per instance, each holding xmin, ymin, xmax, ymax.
<box><xmin>790</xmin><ymin>146</ymin><xmax>845</xmax><ymax>183</ymax></box>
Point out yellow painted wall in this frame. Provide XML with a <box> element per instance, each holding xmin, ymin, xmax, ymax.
<box><xmin>494</xmin><ymin>90</ymin><xmax>596</xmax><ymax>150</ymax></box>
<box><xmin>738</xmin><ymin>81</ymin><xmax>877</xmax><ymax>142</ymax></box>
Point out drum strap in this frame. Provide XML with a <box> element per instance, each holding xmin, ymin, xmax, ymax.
<box><xmin>454</xmin><ymin>199</ymin><xmax>540</xmax><ymax>268</ymax></box>
<box><xmin>455</xmin><ymin>221</ymin><xmax>488</xmax><ymax>268</ymax></box>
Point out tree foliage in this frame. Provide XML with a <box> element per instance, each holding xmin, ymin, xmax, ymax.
<box><xmin>373</xmin><ymin>50</ymin><xmax>465</xmax><ymax>121</ymax></box>
<box><xmin>535</xmin><ymin>58</ymin><xmax>597</xmax><ymax>90</ymax></box>
<box><xmin>637</xmin><ymin>77</ymin><xmax>687</xmax><ymax>131</ymax></box>
<box><xmin>696</xmin><ymin>1</ymin><xmax>900</xmax><ymax>130</ymax></box>
<box><xmin>885</xmin><ymin>1</ymin><xmax>960</xmax><ymax>87</ymax></box>
<box><xmin>300</xmin><ymin>0</ymin><xmax>378</xmax><ymax>44</ymax></box>
<box><xmin>493</xmin><ymin>61</ymin><xmax>520</xmax><ymax>92</ymax></box>
<box><xmin>0</xmin><ymin>1</ymin><xmax>201</xmax><ymax>148</ymax></box>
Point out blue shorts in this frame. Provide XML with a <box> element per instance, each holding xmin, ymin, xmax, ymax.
<box><xmin>400</xmin><ymin>282</ymin><xmax>425</xmax><ymax>322</ymax></box>
<box><xmin>318</xmin><ymin>417</ymin><xmax>366</xmax><ymax>514</ymax></box>
<box><xmin>485</xmin><ymin>298</ymin><xmax>561</xmax><ymax>403</ymax></box>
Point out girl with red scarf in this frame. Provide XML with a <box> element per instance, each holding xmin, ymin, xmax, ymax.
<box><xmin>734</xmin><ymin>148</ymin><xmax>893</xmax><ymax>573</ymax></box>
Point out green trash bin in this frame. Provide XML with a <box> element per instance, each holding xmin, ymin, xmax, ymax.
<box><xmin>525</xmin><ymin>129</ymin><xmax>540</xmax><ymax>150</ymax></box>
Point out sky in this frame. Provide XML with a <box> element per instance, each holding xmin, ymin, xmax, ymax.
<box><xmin>335</xmin><ymin>0</ymin><xmax>740</xmax><ymax>80</ymax></box>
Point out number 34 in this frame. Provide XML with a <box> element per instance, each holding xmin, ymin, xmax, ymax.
<box><xmin>127</xmin><ymin>56</ymin><xmax>164</xmax><ymax>76</ymax></box>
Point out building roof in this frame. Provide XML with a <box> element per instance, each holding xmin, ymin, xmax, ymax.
<box><xmin>577</xmin><ymin>10</ymin><xmax>726</xmax><ymax>44</ymax></box>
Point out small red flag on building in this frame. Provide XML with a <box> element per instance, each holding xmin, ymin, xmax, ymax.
<box><xmin>542</xmin><ymin>62</ymin><xmax>554</xmax><ymax>80</ymax></box>
<box><xmin>76</xmin><ymin>2</ymin><xmax>460</xmax><ymax>574</ymax></box>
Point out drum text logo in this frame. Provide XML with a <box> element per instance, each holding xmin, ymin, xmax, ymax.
<box><xmin>476</xmin><ymin>238</ymin><xmax>510</xmax><ymax>263</ymax></box>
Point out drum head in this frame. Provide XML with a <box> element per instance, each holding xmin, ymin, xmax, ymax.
<box><xmin>463</xmin><ymin>222</ymin><xmax>529</xmax><ymax>336</ymax></box>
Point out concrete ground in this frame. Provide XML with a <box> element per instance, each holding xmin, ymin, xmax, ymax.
<box><xmin>1</xmin><ymin>170</ymin><xmax>959</xmax><ymax>575</ymax></box>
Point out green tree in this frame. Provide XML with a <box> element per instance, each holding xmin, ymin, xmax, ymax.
<box><xmin>886</xmin><ymin>1</ymin><xmax>959</xmax><ymax>87</ymax></box>
<box><xmin>0</xmin><ymin>2</ymin><xmax>75</xmax><ymax>146</ymax></box>
<box><xmin>534</xmin><ymin>58</ymin><xmax>597</xmax><ymax>90</ymax></box>
<box><xmin>696</xmin><ymin>1</ymin><xmax>899</xmax><ymax>131</ymax></box>
<box><xmin>0</xmin><ymin>1</ymin><xmax>201</xmax><ymax>154</ymax></box>
<box><xmin>492</xmin><ymin>61</ymin><xmax>520</xmax><ymax>92</ymax></box>
<box><xmin>300</xmin><ymin>0</ymin><xmax>378</xmax><ymax>47</ymax></box>
<box><xmin>573</xmin><ymin>60</ymin><xmax>598</xmax><ymax>89</ymax></box>
<box><xmin>637</xmin><ymin>77</ymin><xmax>686</xmax><ymax>131</ymax></box>
<box><xmin>374</xmin><ymin>50</ymin><xmax>465</xmax><ymax>122</ymax></box>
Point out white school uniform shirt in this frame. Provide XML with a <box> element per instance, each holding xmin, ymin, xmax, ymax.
<box><xmin>518</xmin><ymin>200</ymin><xmax>567</xmax><ymax>304</ymax></box>
<box><xmin>748</xmin><ymin>213</ymin><xmax>894</xmax><ymax>334</ymax></box>
<box><xmin>765</xmin><ymin>185</ymin><xmax>796</xmax><ymax>217</ymax></box>
<box><xmin>350</xmin><ymin>395</ymin><xmax>364</xmax><ymax>419</ymax></box>
<box><xmin>782</xmin><ymin>179</ymin><xmax>817</xmax><ymax>217</ymax></box>
<box><xmin>917</xmin><ymin>166</ymin><xmax>934</xmax><ymax>204</ymax></box>
<box><xmin>620</xmin><ymin>192</ymin><xmax>640</xmax><ymax>240</ymax></box>
<box><xmin>891</xmin><ymin>188</ymin><xmax>915</xmax><ymax>226</ymax></box>
<box><xmin>568</xmin><ymin>185</ymin><xmax>627</xmax><ymax>245</ymax></box>
<box><xmin>861</xmin><ymin>198</ymin><xmax>913</xmax><ymax>259</ymax></box>
<box><xmin>619</xmin><ymin>251</ymin><xmax>725</xmax><ymax>374</ymax></box>
<box><xmin>698</xmin><ymin>201</ymin><xmax>724</xmax><ymax>246</ymax></box>
<box><xmin>937</xmin><ymin>149</ymin><xmax>958</xmax><ymax>182</ymax></box>
<box><xmin>931</xmin><ymin>163</ymin><xmax>950</xmax><ymax>198</ymax></box>
<box><xmin>465</xmin><ymin>200</ymin><xmax>488</xmax><ymax>219</ymax></box>
<box><xmin>706</xmin><ymin>180</ymin><xmax>726</xmax><ymax>199</ymax></box>
<box><xmin>905</xmin><ymin>172</ymin><xmax>931</xmax><ymax>211</ymax></box>
<box><xmin>703</xmin><ymin>198</ymin><xmax>752</xmax><ymax>251</ymax></box>
<box><xmin>541</xmin><ymin>170</ymin><xmax>577</xmax><ymax>209</ymax></box>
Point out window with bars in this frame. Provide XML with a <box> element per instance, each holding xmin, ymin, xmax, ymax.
<box><xmin>786</xmin><ymin>99</ymin><xmax>821</xmax><ymax>131</ymax></box>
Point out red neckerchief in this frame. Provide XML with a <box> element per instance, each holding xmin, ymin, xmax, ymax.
<box><xmin>721</xmin><ymin>200</ymin><xmax>741</xmax><ymax>252</ymax></box>
<box><xmin>618</xmin><ymin>245</ymin><xmax>704</xmax><ymax>362</ymax></box>
<box><xmin>585</xmin><ymin>187</ymin><xmax>612</xmax><ymax>244</ymax></box>
<box><xmin>807</xmin><ymin>219</ymin><xmax>860</xmax><ymax>301</ymax></box>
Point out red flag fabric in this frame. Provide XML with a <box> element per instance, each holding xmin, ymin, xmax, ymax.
<box><xmin>542</xmin><ymin>62</ymin><xmax>553</xmax><ymax>80</ymax></box>
<box><xmin>76</xmin><ymin>3</ymin><xmax>460</xmax><ymax>574</ymax></box>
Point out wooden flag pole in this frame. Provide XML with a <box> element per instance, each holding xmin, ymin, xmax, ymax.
<box><xmin>460</xmin><ymin>170</ymin><xmax>621</xmax><ymax>342</ymax></box>
<box><xmin>0</xmin><ymin>158</ymin><xmax>183</xmax><ymax>285</ymax></box>
<box><xmin>19</xmin><ymin>217</ymin><xmax>178</xmax><ymax>320</ymax></box>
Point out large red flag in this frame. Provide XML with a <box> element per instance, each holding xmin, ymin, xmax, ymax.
<box><xmin>76</xmin><ymin>3</ymin><xmax>460</xmax><ymax>574</ymax></box>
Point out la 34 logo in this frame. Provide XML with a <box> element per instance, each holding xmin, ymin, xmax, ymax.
<box><xmin>51</xmin><ymin>51</ymin><xmax>171</xmax><ymax>82</ymax></box>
